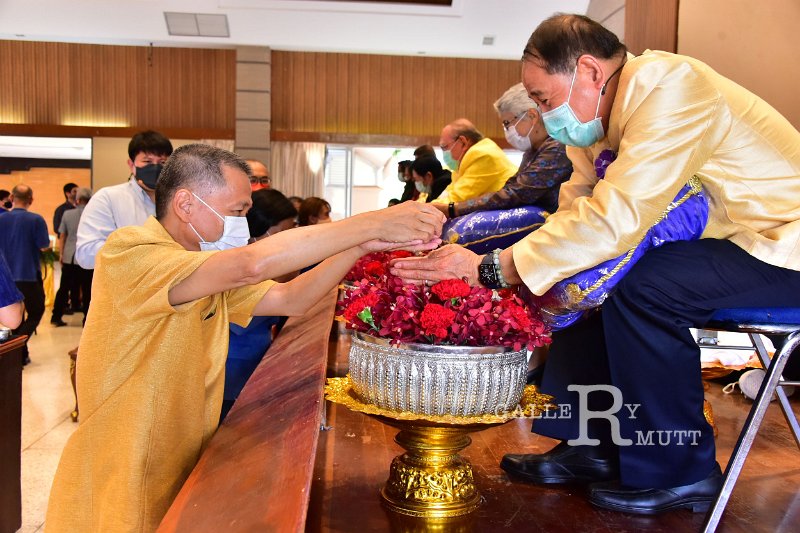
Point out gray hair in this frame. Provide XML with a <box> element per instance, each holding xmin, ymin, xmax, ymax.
<box><xmin>155</xmin><ymin>144</ymin><xmax>251</xmax><ymax>220</ymax></box>
<box><xmin>494</xmin><ymin>83</ymin><xmax>538</xmax><ymax>117</ymax></box>
<box><xmin>76</xmin><ymin>187</ymin><xmax>92</xmax><ymax>203</ymax></box>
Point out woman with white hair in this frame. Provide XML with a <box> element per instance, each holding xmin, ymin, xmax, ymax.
<box><xmin>440</xmin><ymin>83</ymin><xmax>572</xmax><ymax>218</ymax></box>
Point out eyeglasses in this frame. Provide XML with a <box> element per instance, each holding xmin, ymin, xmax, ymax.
<box><xmin>249</xmin><ymin>175</ymin><xmax>271</xmax><ymax>186</ymax></box>
<box><xmin>502</xmin><ymin>111</ymin><xmax>528</xmax><ymax>131</ymax></box>
<box><xmin>439</xmin><ymin>137</ymin><xmax>462</xmax><ymax>151</ymax></box>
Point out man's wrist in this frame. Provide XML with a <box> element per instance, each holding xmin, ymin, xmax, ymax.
<box><xmin>477</xmin><ymin>249</ymin><xmax>508</xmax><ymax>289</ymax></box>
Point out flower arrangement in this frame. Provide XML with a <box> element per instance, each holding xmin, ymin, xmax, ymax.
<box><xmin>338</xmin><ymin>266</ymin><xmax>551</xmax><ymax>351</ymax></box>
<box><xmin>343</xmin><ymin>250</ymin><xmax>415</xmax><ymax>283</ymax></box>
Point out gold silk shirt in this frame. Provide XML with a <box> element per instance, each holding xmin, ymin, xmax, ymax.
<box><xmin>513</xmin><ymin>50</ymin><xmax>800</xmax><ymax>295</ymax></box>
<box><xmin>434</xmin><ymin>138</ymin><xmax>517</xmax><ymax>204</ymax></box>
<box><xmin>46</xmin><ymin>217</ymin><xmax>275</xmax><ymax>533</ymax></box>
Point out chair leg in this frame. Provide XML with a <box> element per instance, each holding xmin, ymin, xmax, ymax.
<box><xmin>702</xmin><ymin>330</ymin><xmax>800</xmax><ymax>532</ymax></box>
<box><xmin>751</xmin><ymin>334</ymin><xmax>800</xmax><ymax>449</ymax></box>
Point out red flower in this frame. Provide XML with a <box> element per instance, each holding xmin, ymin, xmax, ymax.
<box><xmin>388</xmin><ymin>250</ymin><xmax>414</xmax><ymax>260</ymax></box>
<box><xmin>343</xmin><ymin>292</ymin><xmax>379</xmax><ymax>325</ymax></box>
<box><xmin>420</xmin><ymin>303</ymin><xmax>456</xmax><ymax>339</ymax></box>
<box><xmin>363</xmin><ymin>260</ymin><xmax>385</xmax><ymax>278</ymax></box>
<box><xmin>430</xmin><ymin>279</ymin><xmax>471</xmax><ymax>301</ymax></box>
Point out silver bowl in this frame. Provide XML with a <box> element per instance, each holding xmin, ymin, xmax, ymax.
<box><xmin>348</xmin><ymin>332</ymin><xmax>527</xmax><ymax>417</ymax></box>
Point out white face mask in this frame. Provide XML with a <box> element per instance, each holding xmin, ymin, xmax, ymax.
<box><xmin>503</xmin><ymin>111</ymin><xmax>535</xmax><ymax>152</ymax></box>
<box><xmin>188</xmin><ymin>192</ymin><xmax>251</xmax><ymax>251</ymax></box>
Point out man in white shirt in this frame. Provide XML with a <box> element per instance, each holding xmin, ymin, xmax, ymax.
<box><xmin>75</xmin><ymin>131</ymin><xmax>173</xmax><ymax>269</ymax></box>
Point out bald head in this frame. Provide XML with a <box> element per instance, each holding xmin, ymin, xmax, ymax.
<box><xmin>11</xmin><ymin>184</ymin><xmax>33</xmax><ymax>207</ymax></box>
<box><xmin>444</xmin><ymin>118</ymin><xmax>483</xmax><ymax>145</ymax></box>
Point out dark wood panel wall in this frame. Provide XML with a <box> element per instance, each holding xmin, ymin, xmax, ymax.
<box><xmin>624</xmin><ymin>0</ymin><xmax>680</xmax><ymax>55</ymax></box>
<box><xmin>271</xmin><ymin>51</ymin><xmax>523</xmax><ymax>146</ymax></box>
<box><xmin>0</xmin><ymin>41</ymin><xmax>236</xmax><ymax>139</ymax></box>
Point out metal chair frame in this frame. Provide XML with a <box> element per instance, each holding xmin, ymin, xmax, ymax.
<box><xmin>701</xmin><ymin>318</ymin><xmax>800</xmax><ymax>532</ymax></box>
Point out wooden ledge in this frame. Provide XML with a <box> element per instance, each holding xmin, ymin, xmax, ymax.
<box><xmin>158</xmin><ymin>289</ymin><xmax>337</xmax><ymax>533</ymax></box>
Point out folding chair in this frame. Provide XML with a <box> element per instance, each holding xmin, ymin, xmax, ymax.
<box><xmin>701</xmin><ymin>308</ymin><xmax>800</xmax><ymax>532</ymax></box>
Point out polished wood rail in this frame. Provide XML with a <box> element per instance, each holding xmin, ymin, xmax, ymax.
<box><xmin>0</xmin><ymin>335</ymin><xmax>26</xmax><ymax>533</ymax></box>
<box><xmin>157</xmin><ymin>290</ymin><xmax>336</xmax><ymax>533</ymax></box>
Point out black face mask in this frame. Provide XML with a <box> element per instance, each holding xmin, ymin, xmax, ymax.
<box><xmin>135</xmin><ymin>163</ymin><xmax>164</xmax><ymax>190</ymax></box>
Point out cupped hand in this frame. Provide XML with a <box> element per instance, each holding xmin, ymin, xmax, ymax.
<box><xmin>359</xmin><ymin>238</ymin><xmax>442</xmax><ymax>255</ymax></box>
<box><xmin>389</xmin><ymin>244</ymin><xmax>482</xmax><ymax>286</ymax></box>
<box><xmin>375</xmin><ymin>202</ymin><xmax>446</xmax><ymax>244</ymax></box>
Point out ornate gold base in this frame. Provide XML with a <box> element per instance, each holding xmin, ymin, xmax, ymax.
<box><xmin>324</xmin><ymin>378</ymin><xmax>552</xmax><ymax>520</ymax></box>
<box><xmin>376</xmin><ymin>417</ymin><xmax>495</xmax><ymax>519</ymax></box>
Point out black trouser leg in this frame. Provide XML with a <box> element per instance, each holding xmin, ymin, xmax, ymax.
<box><xmin>601</xmin><ymin>239</ymin><xmax>800</xmax><ymax>488</ymax></box>
<box><xmin>13</xmin><ymin>279</ymin><xmax>45</xmax><ymax>360</ymax></box>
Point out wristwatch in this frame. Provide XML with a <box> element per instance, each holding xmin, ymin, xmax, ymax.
<box><xmin>478</xmin><ymin>249</ymin><xmax>508</xmax><ymax>289</ymax></box>
<box><xmin>448</xmin><ymin>202</ymin><xmax>456</xmax><ymax>218</ymax></box>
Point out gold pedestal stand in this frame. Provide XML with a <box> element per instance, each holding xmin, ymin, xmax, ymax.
<box><xmin>376</xmin><ymin>416</ymin><xmax>496</xmax><ymax>518</ymax></box>
<box><xmin>325</xmin><ymin>377</ymin><xmax>552</xmax><ymax>520</ymax></box>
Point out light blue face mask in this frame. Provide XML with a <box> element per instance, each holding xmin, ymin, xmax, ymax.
<box><xmin>414</xmin><ymin>180</ymin><xmax>431</xmax><ymax>195</ymax></box>
<box><xmin>188</xmin><ymin>192</ymin><xmax>251</xmax><ymax>251</ymax></box>
<box><xmin>540</xmin><ymin>63</ymin><xmax>622</xmax><ymax>148</ymax></box>
<box><xmin>442</xmin><ymin>149</ymin><xmax>458</xmax><ymax>171</ymax></box>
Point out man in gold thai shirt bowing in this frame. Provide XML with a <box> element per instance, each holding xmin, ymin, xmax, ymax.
<box><xmin>45</xmin><ymin>144</ymin><xmax>445</xmax><ymax>533</ymax></box>
<box><xmin>392</xmin><ymin>14</ymin><xmax>800</xmax><ymax>516</ymax></box>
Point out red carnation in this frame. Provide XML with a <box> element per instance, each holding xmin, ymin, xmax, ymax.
<box><xmin>363</xmin><ymin>260</ymin><xmax>386</xmax><ymax>278</ymax></box>
<box><xmin>431</xmin><ymin>278</ymin><xmax>471</xmax><ymax>301</ymax></box>
<box><xmin>343</xmin><ymin>292</ymin><xmax>379</xmax><ymax>325</ymax></box>
<box><xmin>420</xmin><ymin>303</ymin><xmax>456</xmax><ymax>339</ymax></box>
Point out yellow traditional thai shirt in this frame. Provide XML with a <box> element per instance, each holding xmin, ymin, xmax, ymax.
<box><xmin>46</xmin><ymin>217</ymin><xmax>275</xmax><ymax>533</ymax></box>
<box><xmin>434</xmin><ymin>137</ymin><xmax>517</xmax><ymax>204</ymax></box>
<box><xmin>513</xmin><ymin>50</ymin><xmax>800</xmax><ymax>295</ymax></box>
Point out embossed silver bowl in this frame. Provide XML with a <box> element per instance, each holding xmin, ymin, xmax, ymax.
<box><xmin>348</xmin><ymin>332</ymin><xmax>527</xmax><ymax>417</ymax></box>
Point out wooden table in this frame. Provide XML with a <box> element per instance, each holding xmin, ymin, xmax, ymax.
<box><xmin>158</xmin><ymin>291</ymin><xmax>336</xmax><ymax>533</ymax></box>
<box><xmin>0</xmin><ymin>335</ymin><xmax>25</xmax><ymax>533</ymax></box>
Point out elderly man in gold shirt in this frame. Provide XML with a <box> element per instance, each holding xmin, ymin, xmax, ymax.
<box><xmin>45</xmin><ymin>144</ymin><xmax>444</xmax><ymax>532</ymax></box>
<box><xmin>433</xmin><ymin>118</ymin><xmax>518</xmax><ymax>210</ymax></box>
<box><xmin>392</xmin><ymin>14</ymin><xmax>800</xmax><ymax>515</ymax></box>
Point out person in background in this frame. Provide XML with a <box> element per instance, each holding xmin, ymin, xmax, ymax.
<box><xmin>434</xmin><ymin>118</ymin><xmax>517</xmax><ymax>208</ymax></box>
<box><xmin>0</xmin><ymin>189</ymin><xmax>11</xmax><ymax>211</ymax></box>
<box><xmin>51</xmin><ymin>187</ymin><xmax>93</xmax><ymax>327</ymax></box>
<box><xmin>298</xmin><ymin>196</ymin><xmax>332</xmax><ymax>226</ymax></box>
<box><xmin>414</xmin><ymin>144</ymin><xmax>436</xmax><ymax>159</ymax></box>
<box><xmin>387</xmin><ymin>198</ymin><xmax>400</xmax><ymax>207</ymax></box>
<box><xmin>435</xmin><ymin>83</ymin><xmax>572</xmax><ymax>218</ymax></box>
<box><xmin>287</xmin><ymin>195</ymin><xmax>303</xmax><ymax>213</ymax></box>
<box><xmin>0</xmin><ymin>252</ymin><xmax>24</xmax><ymax>330</ymax></box>
<box><xmin>53</xmin><ymin>182</ymin><xmax>80</xmax><ymax>313</ymax></box>
<box><xmin>246</xmin><ymin>159</ymin><xmax>271</xmax><ymax>192</ymax></box>
<box><xmin>392</xmin><ymin>13</ymin><xmax>800</xmax><ymax>515</ymax></box>
<box><xmin>220</xmin><ymin>188</ymin><xmax>299</xmax><ymax>420</ymax></box>
<box><xmin>398</xmin><ymin>160</ymin><xmax>418</xmax><ymax>202</ymax></box>
<box><xmin>411</xmin><ymin>156</ymin><xmax>452</xmax><ymax>203</ymax></box>
<box><xmin>0</xmin><ymin>185</ymin><xmax>50</xmax><ymax>365</ymax></box>
<box><xmin>76</xmin><ymin>130</ymin><xmax>173</xmax><ymax>269</ymax></box>
<box><xmin>53</xmin><ymin>182</ymin><xmax>78</xmax><ymax>238</ymax></box>
<box><xmin>46</xmin><ymin>144</ymin><xmax>444</xmax><ymax>532</ymax></box>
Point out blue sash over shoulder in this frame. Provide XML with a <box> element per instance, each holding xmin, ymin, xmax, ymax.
<box><xmin>530</xmin><ymin>176</ymin><xmax>709</xmax><ymax>330</ymax></box>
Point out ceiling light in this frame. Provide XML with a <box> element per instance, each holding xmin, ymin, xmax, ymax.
<box><xmin>164</xmin><ymin>12</ymin><xmax>230</xmax><ymax>38</ymax></box>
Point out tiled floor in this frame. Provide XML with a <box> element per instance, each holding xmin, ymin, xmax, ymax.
<box><xmin>17</xmin><ymin>307</ymin><xmax>84</xmax><ymax>533</ymax></box>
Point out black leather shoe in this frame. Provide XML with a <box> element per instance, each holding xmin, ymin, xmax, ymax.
<box><xmin>589</xmin><ymin>463</ymin><xmax>723</xmax><ymax>514</ymax></box>
<box><xmin>501</xmin><ymin>441</ymin><xmax>619</xmax><ymax>484</ymax></box>
<box><xmin>51</xmin><ymin>319</ymin><xmax>67</xmax><ymax>327</ymax></box>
